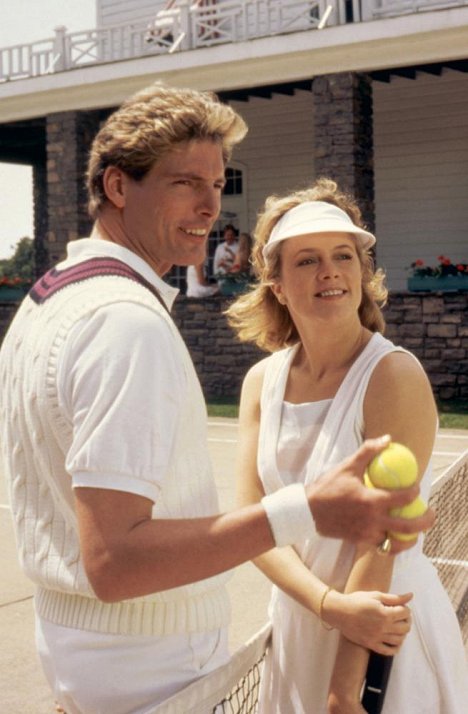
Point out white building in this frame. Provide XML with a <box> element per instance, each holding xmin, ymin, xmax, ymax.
<box><xmin>0</xmin><ymin>0</ymin><xmax>467</xmax><ymax>288</ymax></box>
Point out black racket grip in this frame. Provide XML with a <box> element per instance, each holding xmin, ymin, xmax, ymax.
<box><xmin>361</xmin><ymin>653</ymin><xmax>393</xmax><ymax>714</ymax></box>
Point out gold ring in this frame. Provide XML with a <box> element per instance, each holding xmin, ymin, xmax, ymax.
<box><xmin>377</xmin><ymin>536</ymin><xmax>392</xmax><ymax>556</ymax></box>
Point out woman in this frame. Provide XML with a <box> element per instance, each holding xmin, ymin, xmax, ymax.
<box><xmin>227</xmin><ymin>179</ymin><xmax>468</xmax><ymax>713</ymax></box>
<box><xmin>230</xmin><ymin>232</ymin><xmax>253</xmax><ymax>274</ymax></box>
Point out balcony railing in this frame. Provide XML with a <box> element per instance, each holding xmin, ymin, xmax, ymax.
<box><xmin>0</xmin><ymin>0</ymin><xmax>467</xmax><ymax>83</ymax></box>
<box><xmin>362</xmin><ymin>0</ymin><xmax>468</xmax><ymax>19</ymax></box>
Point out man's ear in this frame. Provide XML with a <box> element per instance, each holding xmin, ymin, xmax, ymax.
<box><xmin>102</xmin><ymin>166</ymin><xmax>126</xmax><ymax>209</ymax></box>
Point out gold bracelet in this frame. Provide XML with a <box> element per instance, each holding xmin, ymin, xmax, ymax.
<box><xmin>319</xmin><ymin>585</ymin><xmax>335</xmax><ymax>630</ymax></box>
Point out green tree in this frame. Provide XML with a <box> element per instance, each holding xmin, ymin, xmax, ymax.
<box><xmin>0</xmin><ymin>237</ymin><xmax>35</xmax><ymax>283</ymax></box>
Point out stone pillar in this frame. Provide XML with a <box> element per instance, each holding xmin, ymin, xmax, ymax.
<box><xmin>45</xmin><ymin>110</ymin><xmax>102</xmax><ymax>264</ymax></box>
<box><xmin>32</xmin><ymin>161</ymin><xmax>49</xmax><ymax>277</ymax></box>
<box><xmin>312</xmin><ymin>72</ymin><xmax>374</xmax><ymax>232</ymax></box>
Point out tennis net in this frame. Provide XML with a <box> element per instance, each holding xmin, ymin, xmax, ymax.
<box><xmin>150</xmin><ymin>622</ymin><xmax>271</xmax><ymax>714</ymax></box>
<box><xmin>150</xmin><ymin>450</ymin><xmax>467</xmax><ymax>713</ymax></box>
<box><xmin>423</xmin><ymin>449</ymin><xmax>468</xmax><ymax>644</ymax></box>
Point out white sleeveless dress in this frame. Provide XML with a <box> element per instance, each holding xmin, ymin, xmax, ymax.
<box><xmin>257</xmin><ymin>333</ymin><xmax>468</xmax><ymax>714</ymax></box>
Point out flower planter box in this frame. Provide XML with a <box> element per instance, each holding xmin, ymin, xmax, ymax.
<box><xmin>407</xmin><ymin>276</ymin><xmax>468</xmax><ymax>293</ymax></box>
<box><xmin>0</xmin><ymin>286</ymin><xmax>28</xmax><ymax>302</ymax></box>
<box><xmin>217</xmin><ymin>278</ymin><xmax>251</xmax><ymax>296</ymax></box>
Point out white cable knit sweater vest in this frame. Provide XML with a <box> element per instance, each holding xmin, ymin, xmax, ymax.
<box><xmin>0</xmin><ymin>276</ymin><xmax>230</xmax><ymax>636</ymax></box>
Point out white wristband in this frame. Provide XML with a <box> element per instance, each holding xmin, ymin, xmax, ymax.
<box><xmin>262</xmin><ymin>483</ymin><xmax>316</xmax><ymax>547</ymax></box>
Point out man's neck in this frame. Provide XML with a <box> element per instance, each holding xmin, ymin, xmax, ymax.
<box><xmin>91</xmin><ymin>218</ymin><xmax>173</xmax><ymax>277</ymax></box>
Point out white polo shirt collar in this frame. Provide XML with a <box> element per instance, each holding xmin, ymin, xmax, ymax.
<box><xmin>60</xmin><ymin>236</ymin><xmax>179</xmax><ymax>311</ymax></box>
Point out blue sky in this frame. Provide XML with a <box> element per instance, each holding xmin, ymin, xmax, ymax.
<box><xmin>0</xmin><ymin>1</ymin><xmax>96</xmax><ymax>258</ymax></box>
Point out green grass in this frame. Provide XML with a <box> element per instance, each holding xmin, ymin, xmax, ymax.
<box><xmin>437</xmin><ymin>399</ymin><xmax>468</xmax><ymax>430</ymax></box>
<box><xmin>206</xmin><ymin>396</ymin><xmax>239</xmax><ymax>419</ymax></box>
<box><xmin>207</xmin><ymin>398</ymin><xmax>468</xmax><ymax>429</ymax></box>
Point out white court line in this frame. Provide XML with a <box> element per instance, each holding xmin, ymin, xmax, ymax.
<box><xmin>208</xmin><ymin>438</ymin><xmax>237</xmax><ymax>444</ymax></box>
<box><xmin>430</xmin><ymin>557</ymin><xmax>468</xmax><ymax>569</ymax></box>
<box><xmin>0</xmin><ymin>503</ymin><xmax>10</xmax><ymax>510</ymax></box>
<box><xmin>207</xmin><ymin>431</ymin><xmax>465</xmax><ymax>453</ymax></box>
<box><xmin>209</xmin><ymin>422</ymin><xmax>468</xmax><ymax>440</ymax></box>
<box><xmin>433</xmin><ymin>450</ymin><xmax>465</xmax><ymax>457</ymax></box>
<box><xmin>209</xmin><ymin>441</ymin><xmax>464</xmax><ymax>455</ymax></box>
<box><xmin>207</xmin><ymin>422</ymin><xmax>238</xmax><ymax>429</ymax></box>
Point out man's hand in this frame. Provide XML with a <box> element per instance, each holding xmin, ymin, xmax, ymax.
<box><xmin>307</xmin><ymin>436</ymin><xmax>435</xmax><ymax>553</ymax></box>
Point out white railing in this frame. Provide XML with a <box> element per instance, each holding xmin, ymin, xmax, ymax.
<box><xmin>360</xmin><ymin>0</ymin><xmax>468</xmax><ymax>20</ymax></box>
<box><xmin>0</xmin><ymin>37</ymin><xmax>57</xmax><ymax>81</ymax></box>
<box><xmin>190</xmin><ymin>0</ymin><xmax>332</xmax><ymax>47</ymax></box>
<box><xmin>0</xmin><ymin>0</ymin><xmax>335</xmax><ymax>83</ymax></box>
<box><xmin>1</xmin><ymin>0</ymin><xmax>467</xmax><ymax>83</ymax></box>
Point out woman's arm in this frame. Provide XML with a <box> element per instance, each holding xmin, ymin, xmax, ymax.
<box><xmin>327</xmin><ymin>351</ymin><xmax>438</xmax><ymax>712</ymax></box>
<box><xmin>236</xmin><ymin>359</ymin><xmax>416</xmax><ymax>652</ymax></box>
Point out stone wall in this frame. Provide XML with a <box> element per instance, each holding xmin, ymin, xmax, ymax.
<box><xmin>0</xmin><ymin>303</ymin><xmax>19</xmax><ymax>350</ymax></box>
<box><xmin>172</xmin><ymin>296</ymin><xmax>265</xmax><ymax>398</ymax></box>
<box><xmin>384</xmin><ymin>291</ymin><xmax>468</xmax><ymax>402</ymax></box>
<box><xmin>173</xmin><ymin>292</ymin><xmax>468</xmax><ymax>403</ymax></box>
<box><xmin>1</xmin><ymin>291</ymin><xmax>467</xmax><ymax>403</ymax></box>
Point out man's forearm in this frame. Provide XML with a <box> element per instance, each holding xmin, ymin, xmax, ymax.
<box><xmin>76</xmin><ymin>437</ymin><xmax>435</xmax><ymax>602</ymax></box>
<box><xmin>81</xmin><ymin>503</ymin><xmax>275</xmax><ymax>602</ymax></box>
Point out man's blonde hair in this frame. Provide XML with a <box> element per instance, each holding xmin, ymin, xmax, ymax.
<box><xmin>226</xmin><ymin>178</ymin><xmax>388</xmax><ymax>352</ymax></box>
<box><xmin>87</xmin><ymin>83</ymin><xmax>248</xmax><ymax>218</ymax></box>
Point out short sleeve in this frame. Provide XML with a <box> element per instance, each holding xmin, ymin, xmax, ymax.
<box><xmin>57</xmin><ymin>301</ymin><xmax>184</xmax><ymax>502</ymax></box>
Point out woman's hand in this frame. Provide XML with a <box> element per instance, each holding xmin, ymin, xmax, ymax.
<box><xmin>322</xmin><ymin>589</ymin><xmax>412</xmax><ymax>654</ymax></box>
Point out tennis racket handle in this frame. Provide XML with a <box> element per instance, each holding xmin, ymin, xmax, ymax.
<box><xmin>361</xmin><ymin>653</ymin><xmax>393</xmax><ymax>714</ymax></box>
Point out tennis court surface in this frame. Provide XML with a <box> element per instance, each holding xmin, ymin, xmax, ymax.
<box><xmin>0</xmin><ymin>420</ymin><xmax>466</xmax><ymax>713</ymax></box>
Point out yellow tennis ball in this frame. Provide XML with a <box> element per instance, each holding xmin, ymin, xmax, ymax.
<box><xmin>389</xmin><ymin>496</ymin><xmax>428</xmax><ymax>541</ymax></box>
<box><xmin>368</xmin><ymin>442</ymin><xmax>418</xmax><ymax>489</ymax></box>
<box><xmin>364</xmin><ymin>471</ymin><xmax>375</xmax><ymax>489</ymax></box>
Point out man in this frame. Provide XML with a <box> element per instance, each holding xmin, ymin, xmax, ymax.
<box><xmin>0</xmin><ymin>83</ymin><xmax>433</xmax><ymax>713</ymax></box>
<box><xmin>213</xmin><ymin>223</ymin><xmax>239</xmax><ymax>274</ymax></box>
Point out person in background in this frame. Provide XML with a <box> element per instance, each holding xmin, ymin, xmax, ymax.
<box><xmin>213</xmin><ymin>223</ymin><xmax>239</xmax><ymax>274</ymax></box>
<box><xmin>186</xmin><ymin>259</ymin><xmax>219</xmax><ymax>297</ymax></box>
<box><xmin>0</xmin><ymin>84</ymin><xmax>434</xmax><ymax>714</ymax></box>
<box><xmin>230</xmin><ymin>231</ymin><xmax>253</xmax><ymax>274</ymax></box>
<box><xmin>227</xmin><ymin>178</ymin><xmax>467</xmax><ymax>713</ymax></box>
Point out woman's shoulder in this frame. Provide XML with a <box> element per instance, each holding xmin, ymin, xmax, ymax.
<box><xmin>370</xmin><ymin>347</ymin><xmax>429</xmax><ymax>388</ymax></box>
<box><xmin>243</xmin><ymin>353</ymin><xmax>273</xmax><ymax>387</ymax></box>
<box><xmin>242</xmin><ymin>347</ymin><xmax>292</xmax><ymax>397</ymax></box>
<box><xmin>364</xmin><ymin>348</ymin><xmax>437</xmax><ymax>432</ymax></box>
<box><xmin>364</xmin><ymin>346</ymin><xmax>437</xmax><ymax>467</ymax></box>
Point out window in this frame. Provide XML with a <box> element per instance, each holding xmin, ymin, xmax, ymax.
<box><xmin>223</xmin><ymin>167</ymin><xmax>243</xmax><ymax>196</ymax></box>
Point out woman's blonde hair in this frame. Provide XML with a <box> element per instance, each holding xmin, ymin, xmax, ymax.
<box><xmin>87</xmin><ymin>82</ymin><xmax>248</xmax><ymax>219</ymax></box>
<box><xmin>226</xmin><ymin>179</ymin><xmax>388</xmax><ymax>352</ymax></box>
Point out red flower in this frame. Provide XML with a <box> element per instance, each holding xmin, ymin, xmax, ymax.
<box><xmin>0</xmin><ymin>275</ymin><xmax>31</xmax><ymax>288</ymax></box>
<box><xmin>409</xmin><ymin>256</ymin><xmax>467</xmax><ymax>278</ymax></box>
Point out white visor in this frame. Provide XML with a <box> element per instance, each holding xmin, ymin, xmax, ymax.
<box><xmin>262</xmin><ymin>201</ymin><xmax>376</xmax><ymax>261</ymax></box>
